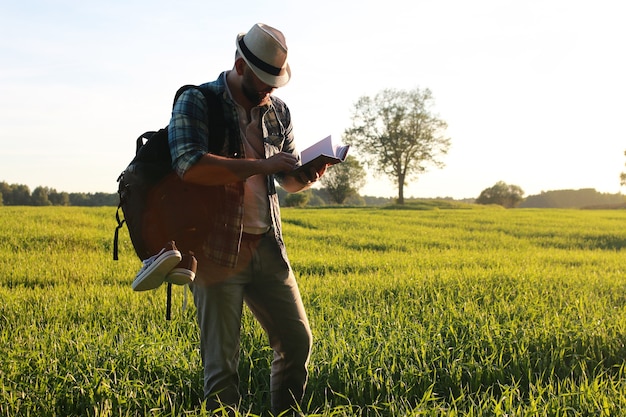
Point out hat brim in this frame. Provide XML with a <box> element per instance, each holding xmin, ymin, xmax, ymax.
<box><xmin>236</xmin><ymin>33</ymin><xmax>291</xmax><ymax>88</ymax></box>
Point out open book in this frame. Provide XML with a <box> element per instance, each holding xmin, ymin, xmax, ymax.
<box><xmin>292</xmin><ymin>135</ymin><xmax>350</xmax><ymax>174</ymax></box>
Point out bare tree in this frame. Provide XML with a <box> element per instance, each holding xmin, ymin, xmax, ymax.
<box><xmin>344</xmin><ymin>88</ymin><xmax>450</xmax><ymax>204</ymax></box>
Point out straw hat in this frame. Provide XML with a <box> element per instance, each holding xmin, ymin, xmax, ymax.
<box><xmin>236</xmin><ymin>23</ymin><xmax>291</xmax><ymax>88</ymax></box>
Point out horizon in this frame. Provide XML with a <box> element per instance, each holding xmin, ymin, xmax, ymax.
<box><xmin>1</xmin><ymin>177</ymin><xmax>623</xmax><ymax>202</ymax></box>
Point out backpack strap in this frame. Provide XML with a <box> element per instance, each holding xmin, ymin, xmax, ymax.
<box><xmin>113</xmin><ymin>202</ymin><xmax>125</xmax><ymax>261</ymax></box>
<box><xmin>135</xmin><ymin>131</ymin><xmax>157</xmax><ymax>154</ymax></box>
<box><xmin>166</xmin><ymin>281</ymin><xmax>173</xmax><ymax>320</ymax></box>
<box><xmin>173</xmin><ymin>84</ymin><xmax>237</xmax><ymax>156</ymax></box>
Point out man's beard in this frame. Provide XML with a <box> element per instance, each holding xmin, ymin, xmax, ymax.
<box><xmin>241</xmin><ymin>71</ymin><xmax>270</xmax><ymax>106</ymax></box>
<box><xmin>241</xmin><ymin>83</ymin><xmax>265</xmax><ymax>106</ymax></box>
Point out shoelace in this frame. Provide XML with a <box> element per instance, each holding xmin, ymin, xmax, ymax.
<box><xmin>138</xmin><ymin>249</ymin><xmax>165</xmax><ymax>272</ymax></box>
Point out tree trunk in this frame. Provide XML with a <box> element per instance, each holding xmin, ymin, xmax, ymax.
<box><xmin>397</xmin><ymin>174</ymin><xmax>405</xmax><ymax>205</ymax></box>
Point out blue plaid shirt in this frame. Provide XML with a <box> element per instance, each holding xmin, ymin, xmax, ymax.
<box><xmin>168</xmin><ymin>71</ymin><xmax>296</xmax><ymax>268</ymax></box>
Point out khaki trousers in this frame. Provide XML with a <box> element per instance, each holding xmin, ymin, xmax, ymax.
<box><xmin>191</xmin><ymin>233</ymin><xmax>312</xmax><ymax>414</ymax></box>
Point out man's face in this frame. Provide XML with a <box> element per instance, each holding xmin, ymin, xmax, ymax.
<box><xmin>241</xmin><ymin>64</ymin><xmax>276</xmax><ymax>106</ymax></box>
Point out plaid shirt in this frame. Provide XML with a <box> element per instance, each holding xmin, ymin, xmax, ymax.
<box><xmin>168</xmin><ymin>71</ymin><xmax>297</xmax><ymax>268</ymax></box>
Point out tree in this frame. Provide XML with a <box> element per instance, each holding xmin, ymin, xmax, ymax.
<box><xmin>0</xmin><ymin>183</ymin><xmax>7</xmax><ymax>206</ymax></box>
<box><xmin>476</xmin><ymin>181</ymin><xmax>525</xmax><ymax>208</ymax></box>
<box><xmin>11</xmin><ymin>184</ymin><xmax>31</xmax><ymax>205</ymax></box>
<box><xmin>619</xmin><ymin>151</ymin><xmax>626</xmax><ymax>187</ymax></box>
<box><xmin>284</xmin><ymin>190</ymin><xmax>311</xmax><ymax>207</ymax></box>
<box><xmin>49</xmin><ymin>191</ymin><xmax>70</xmax><ymax>206</ymax></box>
<box><xmin>0</xmin><ymin>182</ymin><xmax>16</xmax><ymax>205</ymax></box>
<box><xmin>32</xmin><ymin>187</ymin><xmax>51</xmax><ymax>206</ymax></box>
<box><xmin>344</xmin><ymin>88</ymin><xmax>450</xmax><ymax>204</ymax></box>
<box><xmin>320</xmin><ymin>155</ymin><xmax>366</xmax><ymax>204</ymax></box>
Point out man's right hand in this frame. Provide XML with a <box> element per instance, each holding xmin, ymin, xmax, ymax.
<box><xmin>263</xmin><ymin>152</ymin><xmax>299</xmax><ymax>175</ymax></box>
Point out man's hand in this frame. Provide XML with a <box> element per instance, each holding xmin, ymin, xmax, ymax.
<box><xmin>277</xmin><ymin>160</ymin><xmax>328</xmax><ymax>193</ymax></box>
<box><xmin>262</xmin><ymin>152</ymin><xmax>299</xmax><ymax>175</ymax></box>
<box><xmin>294</xmin><ymin>163</ymin><xmax>327</xmax><ymax>185</ymax></box>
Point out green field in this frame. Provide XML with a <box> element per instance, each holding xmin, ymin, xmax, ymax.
<box><xmin>1</xmin><ymin>205</ymin><xmax>625</xmax><ymax>416</ymax></box>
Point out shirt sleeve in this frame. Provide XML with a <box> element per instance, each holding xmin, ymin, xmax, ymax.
<box><xmin>168</xmin><ymin>88</ymin><xmax>210</xmax><ymax>178</ymax></box>
<box><xmin>271</xmin><ymin>98</ymin><xmax>298</xmax><ymax>185</ymax></box>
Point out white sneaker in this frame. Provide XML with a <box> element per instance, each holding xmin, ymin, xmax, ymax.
<box><xmin>165</xmin><ymin>253</ymin><xmax>197</xmax><ymax>285</ymax></box>
<box><xmin>132</xmin><ymin>241</ymin><xmax>182</xmax><ymax>291</ymax></box>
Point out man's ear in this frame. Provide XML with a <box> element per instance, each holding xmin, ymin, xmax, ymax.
<box><xmin>234</xmin><ymin>58</ymin><xmax>246</xmax><ymax>76</ymax></box>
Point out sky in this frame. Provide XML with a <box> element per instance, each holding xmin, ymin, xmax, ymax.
<box><xmin>1</xmin><ymin>0</ymin><xmax>625</xmax><ymax>200</ymax></box>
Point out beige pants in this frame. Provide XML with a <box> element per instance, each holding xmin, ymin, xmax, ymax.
<box><xmin>191</xmin><ymin>233</ymin><xmax>312</xmax><ymax>414</ymax></box>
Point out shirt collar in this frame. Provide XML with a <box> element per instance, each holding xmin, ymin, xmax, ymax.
<box><xmin>223</xmin><ymin>70</ymin><xmax>272</xmax><ymax>110</ymax></box>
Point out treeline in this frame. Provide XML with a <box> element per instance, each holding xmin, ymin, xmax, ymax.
<box><xmin>0</xmin><ymin>182</ymin><xmax>118</xmax><ymax>207</ymax></box>
<box><xmin>277</xmin><ymin>187</ymin><xmax>393</xmax><ymax>207</ymax></box>
<box><xmin>519</xmin><ymin>188</ymin><xmax>625</xmax><ymax>209</ymax></box>
<box><xmin>2</xmin><ymin>180</ymin><xmax>623</xmax><ymax>209</ymax></box>
<box><xmin>0</xmin><ymin>181</ymin><xmax>393</xmax><ymax>208</ymax></box>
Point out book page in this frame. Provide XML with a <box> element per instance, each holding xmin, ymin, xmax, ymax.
<box><xmin>300</xmin><ymin>136</ymin><xmax>349</xmax><ymax>165</ymax></box>
<box><xmin>291</xmin><ymin>135</ymin><xmax>350</xmax><ymax>175</ymax></box>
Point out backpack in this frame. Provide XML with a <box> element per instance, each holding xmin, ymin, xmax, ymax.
<box><xmin>113</xmin><ymin>84</ymin><xmax>233</xmax><ymax>263</ymax></box>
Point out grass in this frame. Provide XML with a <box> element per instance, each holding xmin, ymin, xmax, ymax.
<box><xmin>1</xmin><ymin>205</ymin><xmax>625</xmax><ymax>416</ymax></box>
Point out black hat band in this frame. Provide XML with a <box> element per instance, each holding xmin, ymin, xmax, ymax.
<box><xmin>238</xmin><ymin>37</ymin><xmax>283</xmax><ymax>76</ymax></box>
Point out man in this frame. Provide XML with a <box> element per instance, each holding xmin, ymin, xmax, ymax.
<box><xmin>168</xmin><ymin>23</ymin><xmax>324</xmax><ymax>414</ymax></box>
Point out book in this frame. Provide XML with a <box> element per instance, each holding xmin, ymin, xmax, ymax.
<box><xmin>292</xmin><ymin>135</ymin><xmax>350</xmax><ymax>174</ymax></box>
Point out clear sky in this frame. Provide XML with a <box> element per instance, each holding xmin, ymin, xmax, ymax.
<box><xmin>1</xmin><ymin>0</ymin><xmax>625</xmax><ymax>199</ymax></box>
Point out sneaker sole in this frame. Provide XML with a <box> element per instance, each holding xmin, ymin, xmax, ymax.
<box><xmin>165</xmin><ymin>268</ymin><xmax>196</xmax><ymax>285</ymax></box>
<box><xmin>132</xmin><ymin>250</ymin><xmax>182</xmax><ymax>291</ymax></box>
